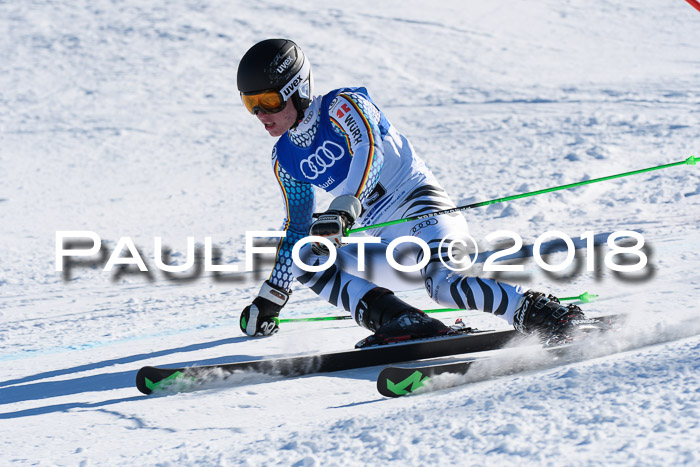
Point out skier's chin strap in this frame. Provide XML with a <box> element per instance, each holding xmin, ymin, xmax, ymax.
<box><xmin>290</xmin><ymin>112</ymin><xmax>304</xmax><ymax>130</ymax></box>
<box><xmin>290</xmin><ymin>98</ymin><xmax>311</xmax><ymax>131</ymax></box>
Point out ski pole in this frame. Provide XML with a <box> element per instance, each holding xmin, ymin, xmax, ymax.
<box><xmin>278</xmin><ymin>315</ymin><xmax>350</xmax><ymax>323</ymax></box>
<box><xmin>346</xmin><ymin>155</ymin><xmax>697</xmax><ymax>235</ymax></box>
<box><xmin>559</xmin><ymin>291</ymin><xmax>598</xmax><ymax>303</ymax></box>
<box><xmin>279</xmin><ymin>307</ymin><xmax>473</xmax><ymax>322</ymax></box>
<box><xmin>278</xmin><ymin>292</ymin><xmax>596</xmax><ymax>323</ymax></box>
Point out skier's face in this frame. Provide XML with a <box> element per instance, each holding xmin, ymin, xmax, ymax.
<box><xmin>256</xmin><ymin>100</ymin><xmax>297</xmax><ymax>137</ymax></box>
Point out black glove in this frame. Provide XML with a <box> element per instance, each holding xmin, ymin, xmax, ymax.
<box><xmin>309</xmin><ymin>195</ymin><xmax>362</xmax><ymax>255</ymax></box>
<box><xmin>240</xmin><ymin>281</ymin><xmax>290</xmax><ymax>336</ymax></box>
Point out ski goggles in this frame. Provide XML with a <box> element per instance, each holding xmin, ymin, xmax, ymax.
<box><xmin>240</xmin><ymin>58</ymin><xmax>311</xmax><ymax>115</ymax></box>
<box><xmin>240</xmin><ymin>90</ymin><xmax>286</xmax><ymax>115</ymax></box>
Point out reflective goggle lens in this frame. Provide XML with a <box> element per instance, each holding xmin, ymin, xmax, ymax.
<box><xmin>241</xmin><ymin>91</ymin><xmax>285</xmax><ymax>114</ymax></box>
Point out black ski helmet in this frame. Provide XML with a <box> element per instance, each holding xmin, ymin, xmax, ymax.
<box><xmin>237</xmin><ymin>39</ymin><xmax>313</xmax><ymax>119</ymax></box>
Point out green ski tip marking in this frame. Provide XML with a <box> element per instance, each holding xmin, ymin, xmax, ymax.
<box><xmin>386</xmin><ymin>370</ymin><xmax>430</xmax><ymax>396</ymax></box>
<box><xmin>686</xmin><ymin>155</ymin><xmax>697</xmax><ymax>166</ymax></box>
<box><xmin>145</xmin><ymin>371</ymin><xmax>184</xmax><ymax>392</ymax></box>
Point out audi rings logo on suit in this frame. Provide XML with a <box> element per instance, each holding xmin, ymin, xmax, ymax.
<box><xmin>299</xmin><ymin>141</ymin><xmax>346</xmax><ymax>180</ymax></box>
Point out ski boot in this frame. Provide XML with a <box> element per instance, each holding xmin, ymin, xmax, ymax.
<box><xmin>513</xmin><ymin>290</ymin><xmax>593</xmax><ymax>345</ymax></box>
<box><xmin>355</xmin><ymin>288</ymin><xmax>450</xmax><ymax>348</ymax></box>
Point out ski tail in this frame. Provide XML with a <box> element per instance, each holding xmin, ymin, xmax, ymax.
<box><xmin>377</xmin><ymin>361</ymin><xmax>474</xmax><ymax>397</ymax></box>
<box><xmin>135</xmin><ymin>366</ymin><xmax>184</xmax><ymax>395</ymax></box>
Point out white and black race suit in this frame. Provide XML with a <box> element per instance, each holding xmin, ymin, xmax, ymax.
<box><xmin>267</xmin><ymin>87</ymin><xmax>524</xmax><ymax>325</ymax></box>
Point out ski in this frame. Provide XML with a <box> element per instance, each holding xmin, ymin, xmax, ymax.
<box><xmin>377</xmin><ymin>314</ymin><xmax>621</xmax><ymax>397</ymax></box>
<box><xmin>135</xmin><ymin>326</ymin><xmax>522</xmax><ymax>395</ymax></box>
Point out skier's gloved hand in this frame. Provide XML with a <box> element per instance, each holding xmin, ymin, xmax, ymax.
<box><xmin>240</xmin><ymin>281</ymin><xmax>290</xmax><ymax>336</ymax></box>
<box><xmin>309</xmin><ymin>195</ymin><xmax>362</xmax><ymax>255</ymax></box>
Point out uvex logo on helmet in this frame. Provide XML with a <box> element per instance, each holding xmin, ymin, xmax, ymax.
<box><xmin>276</xmin><ymin>56</ymin><xmax>294</xmax><ymax>74</ymax></box>
<box><xmin>282</xmin><ymin>75</ymin><xmax>304</xmax><ymax>98</ymax></box>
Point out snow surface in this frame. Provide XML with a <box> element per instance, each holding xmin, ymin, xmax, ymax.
<box><xmin>2</xmin><ymin>0</ymin><xmax>700</xmax><ymax>465</ymax></box>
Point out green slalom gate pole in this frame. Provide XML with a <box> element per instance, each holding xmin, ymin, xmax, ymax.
<box><xmin>346</xmin><ymin>155</ymin><xmax>697</xmax><ymax>235</ymax></box>
<box><xmin>278</xmin><ymin>292</ymin><xmax>597</xmax><ymax>323</ymax></box>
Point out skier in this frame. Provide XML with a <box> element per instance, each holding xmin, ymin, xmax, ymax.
<box><xmin>236</xmin><ymin>38</ymin><xmax>587</xmax><ymax>346</ymax></box>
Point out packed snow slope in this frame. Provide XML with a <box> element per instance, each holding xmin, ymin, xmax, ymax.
<box><xmin>2</xmin><ymin>0</ymin><xmax>700</xmax><ymax>465</ymax></box>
